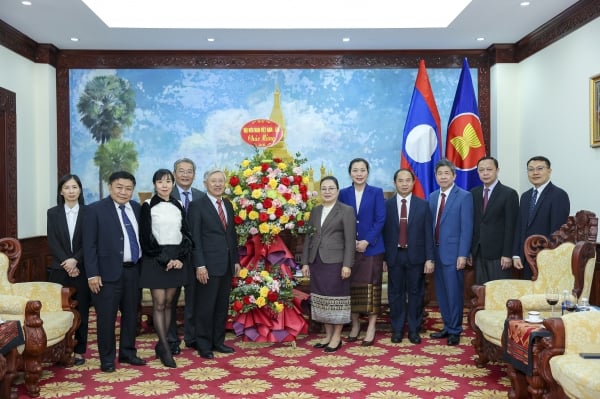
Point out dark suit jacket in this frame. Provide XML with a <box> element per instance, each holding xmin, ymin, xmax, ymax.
<box><xmin>471</xmin><ymin>181</ymin><xmax>519</xmax><ymax>260</ymax></box>
<box><xmin>428</xmin><ymin>185</ymin><xmax>473</xmax><ymax>265</ymax></box>
<box><xmin>47</xmin><ymin>204</ymin><xmax>85</xmax><ymax>270</ymax></box>
<box><xmin>172</xmin><ymin>185</ymin><xmax>205</xmax><ymax>204</ymax></box>
<box><xmin>382</xmin><ymin>194</ymin><xmax>434</xmax><ymax>265</ymax></box>
<box><xmin>338</xmin><ymin>183</ymin><xmax>386</xmax><ymax>256</ymax></box>
<box><xmin>188</xmin><ymin>194</ymin><xmax>239</xmax><ymax>276</ymax></box>
<box><xmin>83</xmin><ymin>197</ymin><xmax>142</xmax><ymax>282</ymax></box>
<box><xmin>513</xmin><ymin>181</ymin><xmax>570</xmax><ymax>259</ymax></box>
<box><xmin>302</xmin><ymin>201</ymin><xmax>356</xmax><ymax>266</ymax></box>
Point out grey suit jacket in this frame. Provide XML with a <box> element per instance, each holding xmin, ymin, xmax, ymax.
<box><xmin>172</xmin><ymin>185</ymin><xmax>205</xmax><ymax>203</ymax></box>
<box><xmin>302</xmin><ymin>201</ymin><xmax>356</xmax><ymax>267</ymax></box>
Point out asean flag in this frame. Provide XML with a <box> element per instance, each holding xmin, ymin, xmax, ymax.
<box><xmin>400</xmin><ymin>60</ymin><xmax>442</xmax><ymax>199</ymax></box>
<box><xmin>446</xmin><ymin>58</ymin><xmax>486</xmax><ymax>190</ymax></box>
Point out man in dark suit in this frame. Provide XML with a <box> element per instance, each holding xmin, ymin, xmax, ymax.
<box><xmin>470</xmin><ymin>157</ymin><xmax>519</xmax><ymax>284</ymax></box>
<box><xmin>167</xmin><ymin>158</ymin><xmax>206</xmax><ymax>354</ymax></box>
<box><xmin>513</xmin><ymin>155</ymin><xmax>570</xmax><ymax>279</ymax></box>
<box><xmin>188</xmin><ymin>168</ymin><xmax>240</xmax><ymax>359</ymax></box>
<box><xmin>428</xmin><ymin>159</ymin><xmax>473</xmax><ymax>346</ymax></box>
<box><xmin>83</xmin><ymin>171</ymin><xmax>146</xmax><ymax>372</ymax></box>
<box><xmin>382</xmin><ymin>169</ymin><xmax>434</xmax><ymax>345</ymax></box>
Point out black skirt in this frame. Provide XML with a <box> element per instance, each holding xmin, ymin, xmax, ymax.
<box><xmin>139</xmin><ymin>245</ymin><xmax>188</xmax><ymax>289</ymax></box>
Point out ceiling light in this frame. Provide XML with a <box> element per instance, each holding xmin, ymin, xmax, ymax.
<box><xmin>207</xmin><ymin>38</ymin><xmax>215</xmax><ymax>42</ymax></box>
<box><xmin>520</xmin><ymin>2</ymin><xmax>530</xmax><ymax>7</ymax></box>
<box><xmin>21</xmin><ymin>1</ymin><xmax>32</xmax><ymax>5</ymax></box>
<box><xmin>70</xmin><ymin>37</ymin><xmax>79</xmax><ymax>42</ymax></box>
<box><xmin>342</xmin><ymin>38</ymin><xmax>350</xmax><ymax>42</ymax></box>
<box><xmin>82</xmin><ymin>0</ymin><xmax>472</xmax><ymax>29</ymax></box>
<box><xmin>476</xmin><ymin>37</ymin><xmax>485</xmax><ymax>41</ymax></box>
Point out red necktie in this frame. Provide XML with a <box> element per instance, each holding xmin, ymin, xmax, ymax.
<box><xmin>435</xmin><ymin>193</ymin><xmax>446</xmax><ymax>245</ymax></box>
<box><xmin>399</xmin><ymin>199</ymin><xmax>408</xmax><ymax>248</ymax></box>
<box><xmin>482</xmin><ymin>188</ymin><xmax>489</xmax><ymax>213</ymax></box>
<box><xmin>217</xmin><ymin>199</ymin><xmax>227</xmax><ymax>229</ymax></box>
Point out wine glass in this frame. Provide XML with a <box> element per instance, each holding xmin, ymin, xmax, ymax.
<box><xmin>564</xmin><ymin>292</ymin><xmax>578</xmax><ymax>313</ymax></box>
<box><xmin>546</xmin><ymin>288</ymin><xmax>559</xmax><ymax>317</ymax></box>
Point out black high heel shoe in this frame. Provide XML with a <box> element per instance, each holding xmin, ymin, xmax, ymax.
<box><xmin>346</xmin><ymin>326</ymin><xmax>361</xmax><ymax>342</ymax></box>
<box><xmin>155</xmin><ymin>342</ymin><xmax>177</xmax><ymax>368</ymax></box>
<box><xmin>313</xmin><ymin>341</ymin><xmax>330</xmax><ymax>349</ymax></box>
<box><xmin>324</xmin><ymin>341</ymin><xmax>343</xmax><ymax>353</ymax></box>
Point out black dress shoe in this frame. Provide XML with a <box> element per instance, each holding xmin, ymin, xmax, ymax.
<box><xmin>313</xmin><ymin>342</ymin><xmax>329</xmax><ymax>349</ymax></box>
<box><xmin>391</xmin><ymin>333</ymin><xmax>403</xmax><ymax>343</ymax></box>
<box><xmin>100</xmin><ymin>364</ymin><xmax>115</xmax><ymax>372</ymax></box>
<box><xmin>324</xmin><ymin>341</ymin><xmax>342</xmax><ymax>353</ymax></box>
<box><xmin>408</xmin><ymin>333</ymin><xmax>422</xmax><ymax>344</ymax></box>
<box><xmin>170</xmin><ymin>342</ymin><xmax>182</xmax><ymax>355</ymax></box>
<box><xmin>73</xmin><ymin>357</ymin><xmax>85</xmax><ymax>366</ymax></box>
<box><xmin>185</xmin><ymin>342</ymin><xmax>198</xmax><ymax>350</ymax></box>
<box><xmin>429</xmin><ymin>331</ymin><xmax>449</xmax><ymax>339</ymax></box>
<box><xmin>199</xmin><ymin>350</ymin><xmax>214</xmax><ymax>359</ymax></box>
<box><xmin>447</xmin><ymin>334</ymin><xmax>460</xmax><ymax>346</ymax></box>
<box><xmin>213</xmin><ymin>344</ymin><xmax>235</xmax><ymax>354</ymax></box>
<box><xmin>118</xmin><ymin>356</ymin><xmax>146</xmax><ymax>366</ymax></box>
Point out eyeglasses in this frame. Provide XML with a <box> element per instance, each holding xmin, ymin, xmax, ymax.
<box><xmin>321</xmin><ymin>187</ymin><xmax>337</xmax><ymax>192</ymax></box>
<box><xmin>176</xmin><ymin>169</ymin><xmax>194</xmax><ymax>175</ymax></box>
<box><xmin>527</xmin><ymin>166</ymin><xmax>547</xmax><ymax>173</ymax></box>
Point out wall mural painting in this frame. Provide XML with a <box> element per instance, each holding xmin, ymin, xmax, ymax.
<box><xmin>69</xmin><ymin>68</ymin><xmax>476</xmax><ymax>203</ymax></box>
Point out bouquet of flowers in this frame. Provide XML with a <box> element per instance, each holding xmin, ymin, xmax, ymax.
<box><xmin>226</xmin><ymin>149</ymin><xmax>317</xmax><ymax>246</ymax></box>
<box><xmin>229</xmin><ymin>262</ymin><xmax>296</xmax><ymax>318</ymax></box>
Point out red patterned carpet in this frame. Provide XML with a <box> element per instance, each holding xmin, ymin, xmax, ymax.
<box><xmin>14</xmin><ymin>308</ymin><xmax>510</xmax><ymax>398</ymax></box>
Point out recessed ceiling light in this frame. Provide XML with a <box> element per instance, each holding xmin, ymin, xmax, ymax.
<box><xmin>21</xmin><ymin>1</ymin><xmax>32</xmax><ymax>5</ymax></box>
<box><xmin>520</xmin><ymin>1</ymin><xmax>530</xmax><ymax>7</ymax></box>
<box><xmin>342</xmin><ymin>38</ymin><xmax>350</xmax><ymax>42</ymax></box>
<box><xmin>70</xmin><ymin>37</ymin><xmax>79</xmax><ymax>42</ymax></box>
<box><xmin>207</xmin><ymin>38</ymin><xmax>215</xmax><ymax>42</ymax></box>
<box><xmin>476</xmin><ymin>37</ymin><xmax>485</xmax><ymax>41</ymax></box>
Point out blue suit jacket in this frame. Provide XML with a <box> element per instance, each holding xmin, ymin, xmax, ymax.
<box><xmin>429</xmin><ymin>185</ymin><xmax>473</xmax><ymax>265</ymax></box>
<box><xmin>83</xmin><ymin>197</ymin><xmax>141</xmax><ymax>282</ymax></box>
<box><xmin>338</xmin><ymin>184</ymin><xmax>386</xmax><ymax>256</ymax></box>
<box><xmin>382</xmin><ymin>194</ymin><xmax>434</xmax><ymax>265</ymax></box>
<box><xmin>513</xmin><ymin>181</ymin><xmax>570</xmax><ymax>259</ymax></box>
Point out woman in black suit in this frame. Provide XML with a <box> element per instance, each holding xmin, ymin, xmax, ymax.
<box><xmin>47</xmin><ymin>174</ymin><xmax>90</xmax><ymax>366</ymax></box>
<box><xmin>139</xmin><ymin>169</ymin><xmax>192</xmax><ymax>368</ymax></box>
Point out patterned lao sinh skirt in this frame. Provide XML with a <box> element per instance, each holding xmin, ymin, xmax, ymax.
<box><xmin>350</xmin><ymin>252</ymin><xmax>384</xmax><ymax>315</ymax></box>
<box><xmin>309</xmin><ymin>253</ymin><xmax>351</xmax><ymax>325</ymax></box>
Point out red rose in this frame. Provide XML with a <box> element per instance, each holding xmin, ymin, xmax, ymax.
<box><xmin>229</xmin><ymin>176</ymin><xmax>240</xmax><ymax>186</ymax></box>
<box><xmin>301</xmin><ymin>193</ymin><xmax>308</xmax><ymax>201</ymax></box>
<box><xmin>234</xmin><ymin>215</ymin><xmax>244</xmax><ymax>225</ymax></box>
<box><xmin>298</xmin><ymin>184</ymin><xmax>307</xmax><ymax>193</ymax></box>
<box><xmin>288</xmin><ymin>214</ymin><xmax>295</xmax><ymax>221</ymax></box>
<box><xmin>280</xmin><ymin>177</ymin><xmax>291</xmax><ymax>186</ymax></box>
<box><xmin>245</xmin><ymin>277</ymin><xmax>253</xmax><ymax>285</ymax></box>
<box><xmin>275</xmin><ymin>207</ymin><xmax>284</xmax><ymax>217</ymax></box>
<box><xmin>293</xmin><ymin>175</ymin><xmax>302</xmax><ymax>184</ymax></box>
<box><xmin>261</xmin><ymin>176</ymin><xmax>270</xmax><ymax>185</ymax></box>
<box><xmin>233</xmin><ymin>300</ymin><xmax>243</xmax><ymax>312</ymax></box>
<box><xmin>259</xmin><ymin>213</ymin><xmax>269</xmax><ymax>222</ymax></box>
<box><xmin>263</xmin><ymin>198</ymin><xmax>273</xmax><ymax>208</ymax></box>
<box><xmin>282</xmin><ymin>192</ymin><xmax>292</xmax><ymax>200</ymax></box>
<box><xmin>261</xmin><ymin>163</ymin><xmax>270</xmax><ymax>172</ymax></box>
<box><xmin>267</xmin><ymin>291</ymin><xmax>279</xmax><ymax>302</ymax></box>
<box><xmin>297</xmin><ymin>220</ymin><xmax>305</xmax><ymax>227</ymax></box>
<box><xmin>246</xmin><ymin>205</ymin><xmax>253</xmax><ymax>212</ymax></box>
<box><xmin>243</xmin><ymin>296</ymin><xmax>252</xmax><ymax>305</ymax></box>
<box><xmin>273</xmin><ymin>158</ymin><xmax>282</xmax><ymax>163</ymax></box>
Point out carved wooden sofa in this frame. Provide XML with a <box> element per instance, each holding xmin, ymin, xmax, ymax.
<box><xmin>0</xmin><ymin>237</ymin><xmax>80</xmax><ymax>397</ymax></box>
<box><xmin>469</xmin><ymin>210</ymin><xmax>598</xmax><ymax>367</ymax></box>
<box><xmin>538</xmin><ymin>311</ymin><xmax>600</xmax><ymax>399</ymax></box>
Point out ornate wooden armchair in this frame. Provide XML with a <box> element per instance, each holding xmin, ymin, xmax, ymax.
<box><xmin>538</xmin><ymin>311</ymin><xmax>600</xmax><ymax>399</ymax></box>
<box><xmin>468</xmin><ymin>210</ymin><xmax>597</xmax><ymax>367</ymax></box>
<box><xmin>0</xmin><ymin>237</ymin><xmax>80</xmax><ymax>397</ymax></box>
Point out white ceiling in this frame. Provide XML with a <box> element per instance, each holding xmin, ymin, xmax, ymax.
<box><xmin>0</xmin><ymin>0</ymin><xmax>581</xmax><ymax>51</ymax></box>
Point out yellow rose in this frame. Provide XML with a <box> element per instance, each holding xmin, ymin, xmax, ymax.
<box><xmin>303</xmin><ymin>212</ymin><xmax>311</xmax><ymax>221</ymax></box>
<box><xmin>302</xmin><ymin>176</ymin><xmax>309</xmax><ymax>184</ymax></box>
<box><xmin>243</xmin><ymin>168</ymin><xmax>253</xmax><ymax>177</ymax></box>
<box><xmin>233</xmin><ymin>185</ymin><xmax>243</xmax><ymax>195</ymax></box>
<box><xmin>274</xmin><ymin>302</ymin><xmax>284</xmax><ymax>313</ymax></box>
<box><xmin>248</xmin><ymin>211</ymin><xmax>259</xmax><ymax>220</ymax></box>
<box><xmin>255</xmin><ymin>296</ymin><xmax>266</xmax><ymax>307</ymax></box>
<box><xmin>238</xmin><ymin>209</ymin><xmax>247</xmax><ymax>220</ymax></box>
<box><xmin>253</xmin><ymin>166</ymin><xmax>261</xmax><ymax>173</ymax></box>
<box><xmin>288</xmin><ymin>198</ymin><xmax>297</xmax><ymax>205</ymax></box>
<box><xmin>259</xmin><ymin>286</ymin><xmax>269</xmax><ymax>297</ymax></box>
<box><xmin>238</xmin><ymin>268</ymin><xmax>248</xmax><ymax>278</ymax></box>
<box><xmin>251</xmin><ymin>189</ymin><xmax>262</xmax><ymax>199</ymax></box>
<box><xmin>271</xmin><ymin>226</ymin><xmax>281</xmax><ymax>235</ymax></box>
<box><xmin>259</xmin><ymin>222</ymin><xmax>270</xmax><ymax>234</ymax></box>
<box><xmin>277</xmin><ymin>162</ymin><xmax>287</xmax><ymax>170</ymax></box>
<box><xmin>266</xmin><ymin>207</ymin><xmax>276</xmax><ymax>214</ymax></box>
<box><xmin>241</xmin><ymin>159</ymin><xmax>250</xmax><ymax>167</ymax></box>
<box><xmin>268</xmin><ymin>178</ymin><xmax>277</xmax><ymax>189</ymax></box>
<box><xmin>279</xmin><ymin>215</ymin><xmax>289</xmax><ymax>224</ymax></box>
<box><xmin>260</xmin><ymin>270</ymin><xmax>270</xmax><ymax>279</ymax></box>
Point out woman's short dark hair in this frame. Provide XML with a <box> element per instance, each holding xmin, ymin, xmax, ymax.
<box><xmin>56</xmin><ymin>174</ymin><xmax>84</xmax><ymax>206</ymax></box>
<box><xmin>348</xmin><ymin>158</ymin><xmax>370</xmax><ymax>174</ymax></box>
<box><xmin>152</xmin><ymin>169</ymin><xmax>175</xmax><ymax>185</ymax></box>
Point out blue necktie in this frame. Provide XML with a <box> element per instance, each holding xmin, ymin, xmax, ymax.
<box><xmin>119</xmin><ymin>205</ymin><xmax>140</xmax><ymax>262</ymax></box>
<box><xmin>183</xmin><ymin>191</ymin><xmax>190</xmax><ymax>213</ymax></box>
<box><xmin>528</xmin><ymin>189</ymin><xmax>538</xmax><ymax>223</ymax></box>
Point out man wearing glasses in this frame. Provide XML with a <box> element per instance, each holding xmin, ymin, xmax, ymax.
<box><xmin>512</xmin><ymin>156</ymin><xmax>570</xmax><ymax>279</ymax></box>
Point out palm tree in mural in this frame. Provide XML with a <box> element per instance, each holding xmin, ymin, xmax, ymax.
<box><xmin>94</xmin><ymin>139</ymin><xmax>139</xmax><ymax>187</ymax></box>
<box><xmin>76</xmin><ymin>75</ymin><xmax>136</xmax><ymax>198</ymax></box>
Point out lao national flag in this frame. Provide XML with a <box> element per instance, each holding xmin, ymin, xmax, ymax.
<box><xmin>401</xmin><ymin>60</ymin><xmax>442</xmax><ymax>199</ymax></box>
<box><xmin>446</xmin><ymin>58</ymin><xmax>486</xmax><ymax>190</ymax></box>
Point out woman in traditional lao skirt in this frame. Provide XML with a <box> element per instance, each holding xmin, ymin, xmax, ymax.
<box><xmin>301</xmin><ymin>176</ymin><xmax>356</xmax><ymax>352</ymax></box>
<box><xmin>338</xmin><ymin>158</ymin><xmax>386</xmax><ymax>346</ymax></box>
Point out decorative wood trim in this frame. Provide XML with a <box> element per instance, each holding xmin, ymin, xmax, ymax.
<box><xmin>0</xmin><ymin>87</ymin><xmax>17</xmax><ymax>239</ymax></box>
<box><xmin>16</xmin><ymin>236</ymin><xmax>50</xmax><ymax>283</ymax></box>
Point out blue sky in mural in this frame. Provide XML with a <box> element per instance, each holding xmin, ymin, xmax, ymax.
<box><xmin>70</xmin><ymin>67</ymin><xmax>476</xmax><ymax>202</ymax></box>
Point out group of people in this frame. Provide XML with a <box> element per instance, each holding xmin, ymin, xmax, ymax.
<box><xmin>46</xmin><ymin>153</ymin><xmax>569</xmax><ymax>372</ymax></box>
<box><xmin>300</xmin><ymin>155</ymin><xmax>569</xmax><ymax>350</ymax></box>
<box><xmin>47</xmin><ymin>159</ymin><xmax>239</xmax><ymax>372</ymax></box>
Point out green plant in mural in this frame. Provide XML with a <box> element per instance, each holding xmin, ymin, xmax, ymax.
<box><xmin>77</xmin><ymin>75</ymin><xmax>136</xmax><ymax>198</ymax></box>
<box><xmin>94</xmin><ymin>139</ymin><xmax>139</xmax><ymax>185</ymax></box>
